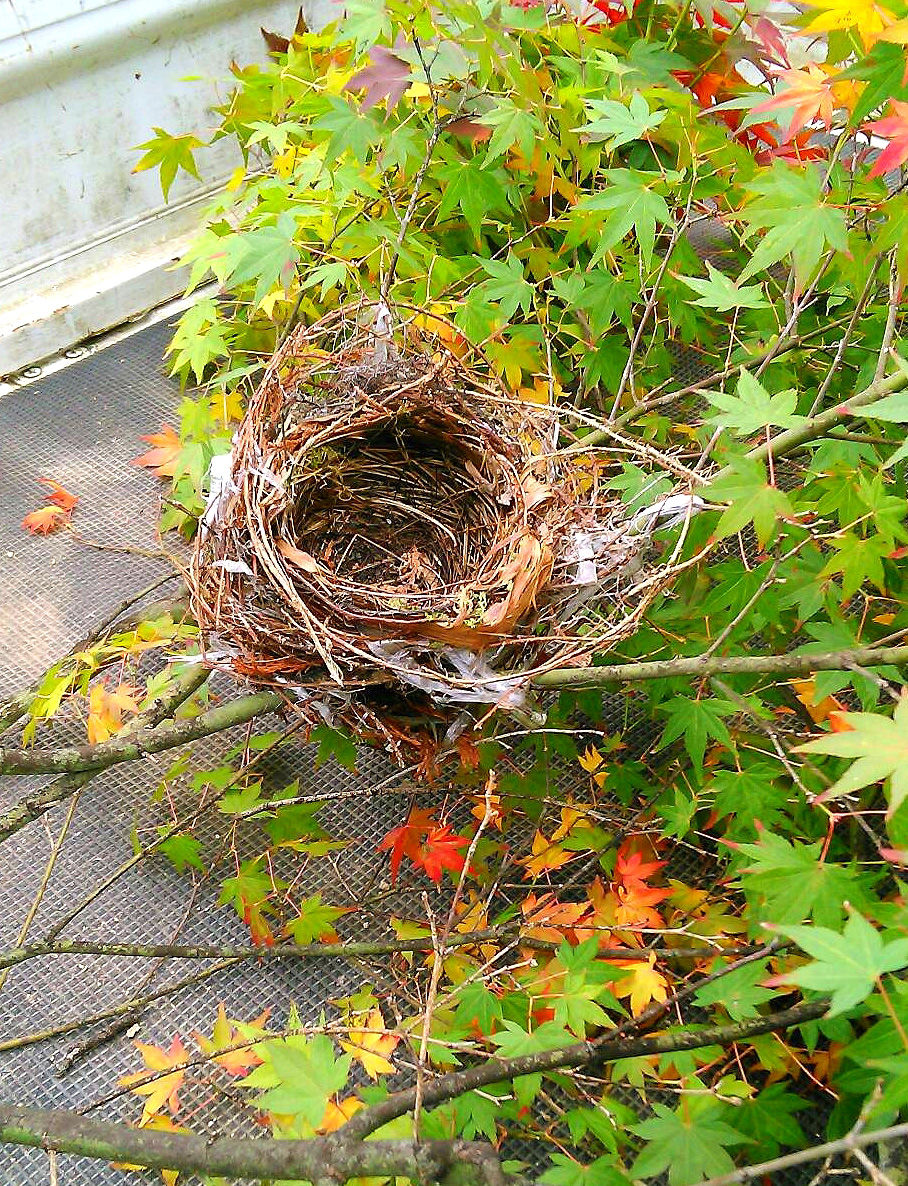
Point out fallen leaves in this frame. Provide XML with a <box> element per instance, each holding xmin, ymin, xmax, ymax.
<box><xmin>21</xmin><ymin>478</ymin><xmax>79</xmax><ymax>535</ymax></box>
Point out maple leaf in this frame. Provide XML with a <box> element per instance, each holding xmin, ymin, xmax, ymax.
<box><xmin>521</xmin><ymin>830</ymin><xmax>573</xmax><ymax>878</ymax></box>
<box><xmin>612</xmin><ymin>954</ymin><xmax>669</xmax><ymax>1015</ymax></box>
<box><xmin>132</xmin><ymin>424</ymin><xmax>181</xmax><ymax>477</ymax></box>
<box><xmin>344</xmin><ymin>42</ymin><xmax>412</xmax><ymax>111</ymax></box>
<box><xmin>86</xmin><ymin>681</ymin><xmax>140</xmax><ymax>744</ymax></box>
<box><xmin>133</xmin><ymin>128</ymin><xmax>203</xmax><ymax>200</ymax></box>
<box><xmin>801</xmin><ymin>0</ymin><xmax>897</xmax><ymax>45</ymax></box>
<box><xmin>319</xmin><ymin>1095</ymin><xmax>363</xmax><ymax>1133</ymax></box>
<box><xmin>243</xmin><ymin>898</ymin><xmax>275</xmax><ymax>947</ymax></box>
<box><xmin>193</xmin><ymin>1003</ymin><xmax>269</xmax><ymax>1076</ymax></box>
<box><xmin>753</xmin><ymin>65</ymin><xmax>838</xmax><ymax>141</ymax></box>
<box><xmin>119</xmin><ymin>1035</ymin><xmax>188</xmax><ymax>1123</ymax></box>
<box><xmin>339</xmin><ymin>1007</ymin><xmax>399</xmax><ymax>1078</ymax></box>
<box><xmin>522</xmin><ymin>892</ymin><xmax>593</xmax><ymax>945</ymax></box>
<box><xmin>414</xmin><ymin>825</ymin><xmax>471</xmax><ymax>883</ymax></box>
<box><xmin>378</xmin><ymin>807</ymin><xmax>438</xmax><ymax>883</ymax></box>
<box><xmin>867</xmin><ymin>100</ymin><xmax>908</xmax><ymax>176</ymax></box>
<box><xmin>38</xmin><ymin>478</ymin><xmax>79</xmax><ymax>512</ymax></box>
<box><xmin>112</xmin><ymin>1114</ymin><xmax>188</xmax><ymax>1186</ymax></box>
<box><xmin>21</xmin><ymin>505</ymin><xmax>71</xmax><ymax>535</ymax></box>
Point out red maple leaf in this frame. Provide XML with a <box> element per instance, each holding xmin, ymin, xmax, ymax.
<box><xmin>753</xmin><ymin>65</ymin><xmax>836</xmax><ymax>141</ymax></box>
<box><xmin>378</xmin><ymin>807</ymin><xmax>438</xmax><ymax>883</ymax></box>
<box><xmin>867</xmin><ymin>100</ymin><xmax>908</xmax><ymax>177</ymax></box>
<box><xmin>345</xmin><ymin>41</ymin><xmax>412</xmax><ymax>112</ymax></box>
<box><xmin>413</xmin><ymin>825</ymin><xmax>470</xmax><ymax>884</ymax></box>
<box><xmin>241</xmin><ymin>898</ymin><xmax>275</xmax><ymax>947</ymax></box>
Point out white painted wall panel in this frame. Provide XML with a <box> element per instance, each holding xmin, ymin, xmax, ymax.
<box><xmin>0</xmin><ymin>0</ymin><xmax>342</xmax><ymax>372</ymax></box>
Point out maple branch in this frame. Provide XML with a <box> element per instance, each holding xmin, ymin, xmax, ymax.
<box><xmin>0</xmin><ymin>1109</ymin><xmax>508</xmax><ymax>1186</ymax></box>
<box><xmin>0</xmin><ymin>664</ymin><xmax>212</xmax><ymax>842</ymax></box>
<box><xmin>532</xmin><ymin>644</ymin><xmax>908</xmax><ymax>689</ymax></box>
<box><xmin>0</xmin><ymin>687</ymin><xmax>281</xmax><ymax>778</ymax></box>
<box><xmin>339</xmin><ymin>997</ymin><xmax>829</xmax><ymax>1140</ymax></box>
<box><xmin>0</xmin><ymin>930</ymin><xmax>523</xmax><ymax>972</ymax></box>
<box><xmin>693</xmin><ymin>1121</ymin><xmax>908</xmax><ymax>1186</ymax></box>
<box><xmin>0</xmin><ymin>582</ymin><xmax>187</xmax><ymax>735</ymax></box>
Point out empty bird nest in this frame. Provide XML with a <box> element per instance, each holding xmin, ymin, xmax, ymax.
<box><xmin>188</xmin><ymin>303</ymin><xmax>700</xmax><ymax>749</ymax></box>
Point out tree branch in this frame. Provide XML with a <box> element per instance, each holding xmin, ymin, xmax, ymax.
<box><xmin>0</xmin><ymin>688</ymin><xmax>282</xmax><ymax>778</ymax></box>
<box><xmin>340</xmin><ymin>998</ymin><xmax>829</xmax><ymax>1140</ymax></box>
<box><xmin>0</xmin><ymin>664</ymin><xmax>212</xmax><ymax>843</ymax></box>
<box><xmin>0</xmin><ymin>1107</ymin><xmax>507</xmax><ymax>1186</ymax></box>
<box><xmin>532</xmin><ymin>644</ymin><xmax>908</xmax><ymax>689</ymax></box>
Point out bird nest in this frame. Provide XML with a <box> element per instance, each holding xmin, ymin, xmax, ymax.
<box><xmin>189</xmin><ymin>305</ymin><xmax>696</xmax><ymax>747</ymax></box>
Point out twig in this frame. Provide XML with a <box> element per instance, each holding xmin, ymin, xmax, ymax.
<box><xmin>692</xmin><ymin>1121</ymin><xmax>908</xmax><ymax>1186</ymax></box>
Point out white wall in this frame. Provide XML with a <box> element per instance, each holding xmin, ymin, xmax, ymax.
<box><xmin>0</xmin><ymin>0</ymin><xmax>341</xmax><ymax>373</ymax></box>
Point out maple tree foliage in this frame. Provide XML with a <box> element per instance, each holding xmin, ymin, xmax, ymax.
<box><xmin>11</xmin><ymin>0</ymin><xmax>908</xmax><ymax>1184</ymax></box>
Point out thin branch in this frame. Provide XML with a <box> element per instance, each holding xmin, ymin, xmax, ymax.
<box><xmin>694</xmin><ymin>1121</ymin><xmax>908</xmax><ymax>1186</ymax></box>
<box><xmin>532</xmin><ymin>643</ymin><xmax>908</xmax><ymax>689</ymax></box>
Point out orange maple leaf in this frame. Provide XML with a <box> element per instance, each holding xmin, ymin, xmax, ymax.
<box><xmin>22</xmin><ymin>505</ymin><xmax>71</xmax><ymax>535</ymax></box>
<box><xmin>521</xmin><ymin>830</ymin><xmax>572</xmax><ymax>879</ymax></box>
<box><xmin>132</xmin><ymin>424</ymin><xmax>181</xmax><ymax>477</ymax></box>
<box><xmin>791</xmin><ymin>677</ymin><xmax>847</xmax><ymax>725</ymax></box>
<box><xmin>119</xmin><ymin>1035</ymin><xmax>188</xmax><ymax>1123</ymax></box>
<box><xmin>38</xmin><ymin>478</ymin><xmax>79</xmax><ymax>512</ymax></box>
<box><xmin>319</xmin><ymin>1096</ymin><xmax>363</xmax><ymax>1133</ymax></box>
<box><xmin>867</xmin><ymin>100</ymin><xmax>908</xmax><ymax>176</ymax></box>
<box><xmin>753</xmin><ymin>65</ymin><xmax>838</xmax><ymax>141</ymax></box>
<box><xmin>86</xmin><ymin>680</ymin><xmax>140</xmax><ymax>744</ymax></box>
<box><xmin>521</xmin><ymin>892</ymin><xmax>593</xmax><ymax>945</ymax></box>
<box><xmin>340</xmin><ymin>1008</ymin><xmax>399</xmax><ymax>1079</ymax></box>
<box><xmin>413</xmin><ymin>825</ymin><xmax>470</xmax><ymax>883</ymax></box>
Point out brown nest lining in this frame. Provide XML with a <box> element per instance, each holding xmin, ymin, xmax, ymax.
<box><xmin>189</xmin><ymin>306</ymin><xmax>692</xmax><ymax>726</ymax></box>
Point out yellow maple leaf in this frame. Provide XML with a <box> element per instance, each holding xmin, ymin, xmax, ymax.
<box><xmin>319</xmin><ymin>1095</ymin><xmax>363</xmax><ymax>1133</ymax></box>
<box><xmin>209</xmin><ymin>388</ymin><xmax>245</xmax><ymax>425</ymax></box>
<box><xmin>86</xmin><ymin>681</ymin><xmax>140</xmax><ymax>744</ymax></box>
<box><xmin>801</xmin><ymin>0</ymin><xmax>897</xmax><ymax>45</ymax></box>
<box><xmin>118</xmin><ymin>1035</ymin><xmax>188</xmax><ymax>1123</ymax></box>
<box><xmin>340</xmin><ymin>1008</ymin><xmax>399</xmax><ymax>1079</ymax></box>
<box><xmin>112</xmin><ymin>1114</ymin><xmax>188</xmax><ymax>1186</ymax></box>
<box><xmin>552</xmin><ymin>804</ymin><xmax>595</xmax><ymax>843</ymax></box>
<box><xmin>520</xmin><ymin>831</ymin><xmax>573</xmax><ymax>879</ymax></box>
<box><xmin>613</xmin><ymin>955</ymin><xmax>669</xmax><ymax>1016</ymax></box>
<box><xmin>257</xmin><ymin>287</ymin><xmax>288</xmax><ymax>317</ymax></box>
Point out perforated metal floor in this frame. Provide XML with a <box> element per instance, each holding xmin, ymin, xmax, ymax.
<box><xmin>0</xmin><ymin>317</ymin><xmax>834</xmax><ymax>1186</ymax></box>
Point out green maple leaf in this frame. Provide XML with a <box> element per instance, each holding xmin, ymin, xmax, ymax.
<box><xmin>253</xmin><ymin>1036</ymin><xmax>350</xmax><ymax>1125</ymax></box>
<box><xmin>707</xmin><ymin>370</ymin><xmax>805</xmax><ymax>435</ymax></box>
<box><xmin>156</xmin><ymin>833</ymin><xmax>204</xmax><ymax>874</ymax></box>
<box><xmin>677</xmin><ymin>263</ymin><xmax>768</xmax><ymax>312</ymax></box>
<box><xmin>734</xmin><ymin>831</ymin><xmax>861</xmax><ymax>928</ymax></box>
<box><xmin>708</xmin><ymin>456</ymin><xmax>794</xmax><ymax>547</ymax></box>
<box><xmin>798</xmin><ymin>695</ymin><xmax>908</xmax><ymax>816</ymax></box>
<box><xmin>165</xmin><ymin>298</ymin><xmax>229</xmax><ymax>382</ymax></box>
<box><xmin>454</xmin><ymin>981</ymin><xmax>503</xmax><ymax>1034</ymax></box>
<box><xmin>694</xmin><ymin>960</ymin><xmax>778</xmax><ymax>1021</ymax></box>
<box><xmin>659</xmin><ymin>696</ymin><xmax>735</xmax><ymax>769</ymax></box>
<box><xmin>479</xmin><ymin>100</ymin><xmax>542</xmax><ymax>161</ymax></box>
<box><xmin>579</xmin><ymin>92</ymin><xmax>667</xmax><ymax>151</ymax></box>
<box><xmin>310</xmin><ymin>723</ymin><xmax>358</xmax><ymax>772</ymax></box>
<box><xmin>631</xmin><ymin>1100</ymin><xmax>748</xmax><ymax>1186</ymax></box>
<box><xmin>820</xmin><ymin>531</ymin><xmax>891</xmax><ymax>599</ymax></box>
<box><xmin>227</xmin><ymin>213</ymin><xmax>300</xmax><ymax>306</ymax></box>
<box><xmin>133</xmin><ymin>127</ymin><xmax>203</xmax><ymax>200</ymax></box>
<box><xmin>436</xmin><ymin>161</ymin><xmax>509</xmax><ymax>239</ymax></box>
<box><xmin>841</xmin><ymin>41</ymin><xmax>908</xmax><ymax>125</ymax></box>
<box><xmin>542</xmin><ymin>1154</ymin><xmax>631</xmax><ymax>1186</ymax></box>
<box><xmin>475</xmin><ymin>252</ymin><xmax>534</xmax><ymax>320</ymax></box>
<box><xmin>710</xmin><ymin>763</ymin><xmax>789</xmax><ymax>840</ymax></box>
<box><xmin>776</xmin><ymin>910</ymin><xmax>908</xmax><ymax>1017</ymax></box>
<box><xmin>490</xmin><ymin>1019</ymin><xmax>573</xmax><ymax>1057</ymax></box>
<box><xmin>581</xmin><ymin>169</ymin><xmax>673</xmax><ymax>272</ymax></box>
<box><xmin>284</xmin><ymin>894</ymin><xmax>349</xmax><ymax>944</ymax></box>
<box><xmin>313</xmin><ymin>96</ymin><xmax>382</xmax><ymax>162</ymax></box>
<box><xmin>738</xmin><ymin>163</ymin><xmax>847</xmax><ymax>286</ymax></box>
<box><xmin>734</xmin><ymin>1084</ymin><xmax>806</xmax><ymax>1160</ymax></box>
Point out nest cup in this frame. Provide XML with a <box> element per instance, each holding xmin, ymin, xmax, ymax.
<box><xmin>190</xmin><ymin>305</ymin><xmax>684</xmax><ymax>736</ymax></box>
